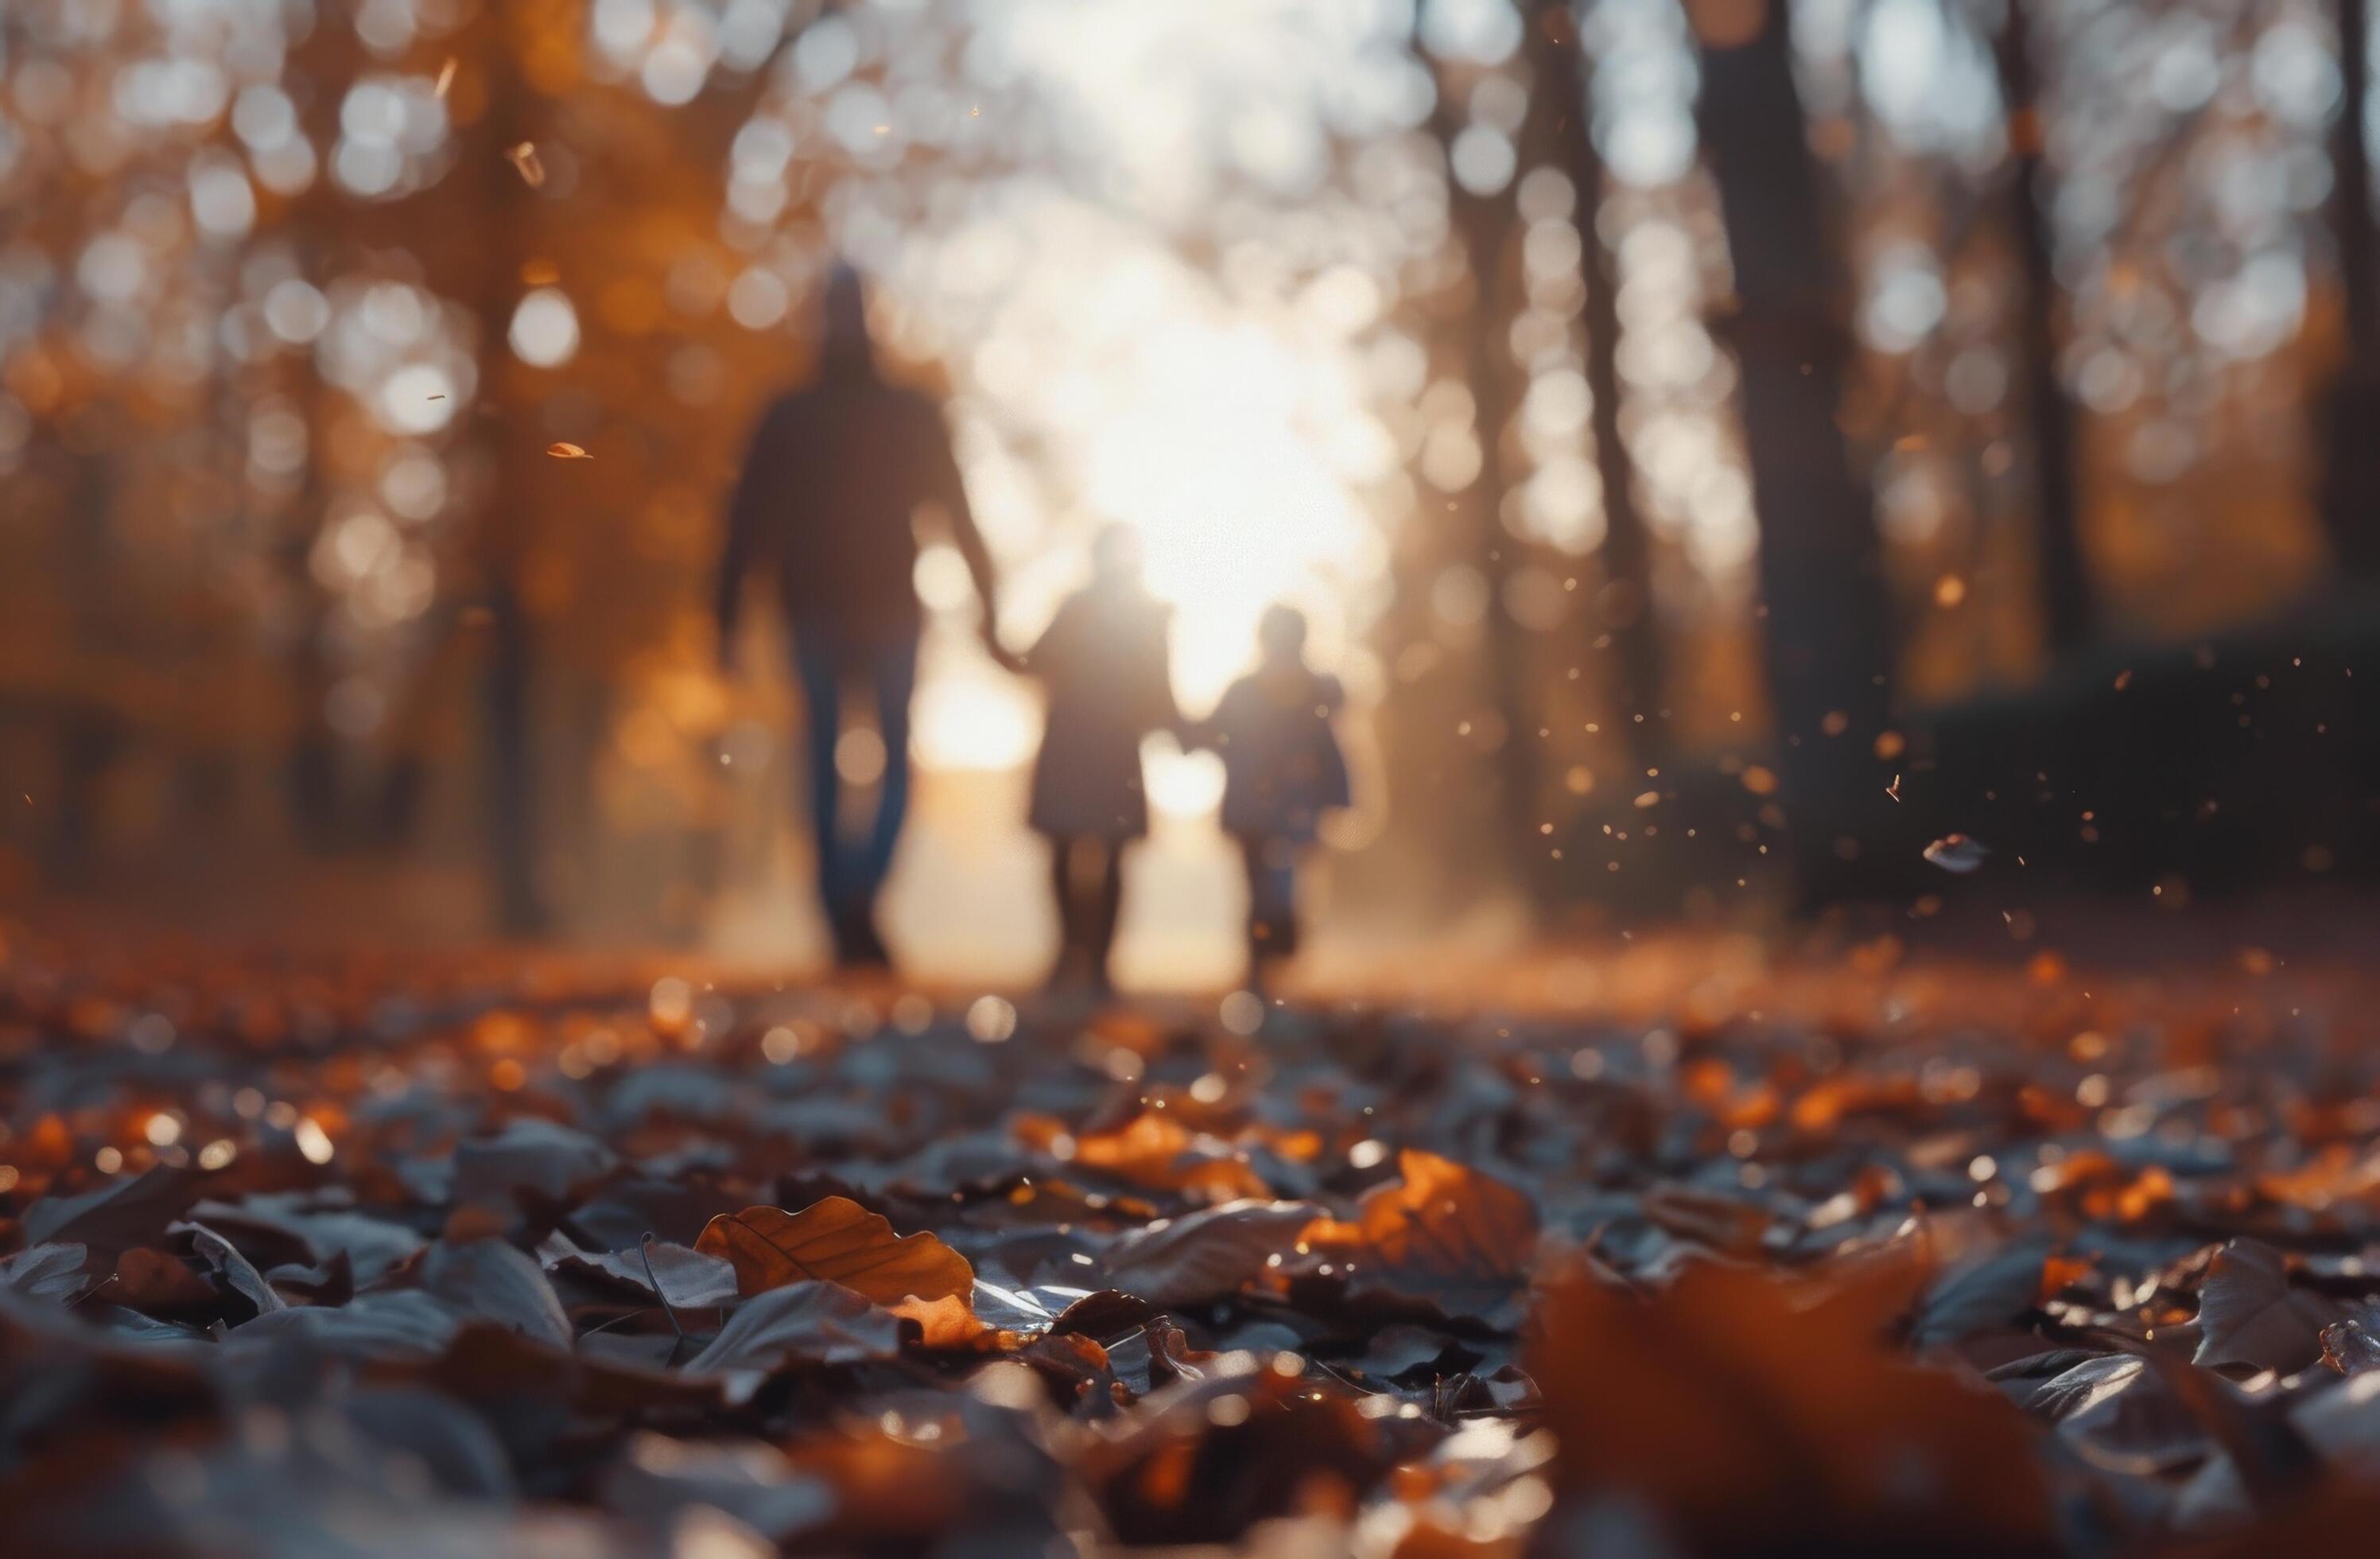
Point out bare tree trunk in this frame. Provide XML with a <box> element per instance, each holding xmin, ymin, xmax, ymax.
<box><xmin>1694</xmin><ymin>0</ymin><xmax>1898</xmax><ymax>897</ymax></box>
<box><xmin>1531</xmin><ymin>0</ymin><xmax>1668</xmax><ymax>752</ymax></box>
<box><xmin>1426</xmin><ymin>64</ymin><xmax>1546</xmax><ymax>888</ymax></box>
<box><xmin>47</xmin><ymin>441</ymin><xmax>121</xmax><ymax>888</ymax></box>
<box><xmin>1991</xmin><ymin>0</ymin><xmax>2095</xmax><ymax>651</ymax></box>
<box><xmin>469</xmin><ymin>28</ymin><xmax>549</xmax><ymax>936</ymax></box>
<box><xmin>2323</xmin><ymin>0</ymin><xmax>2380</xmax><ymax>579</ymax></box>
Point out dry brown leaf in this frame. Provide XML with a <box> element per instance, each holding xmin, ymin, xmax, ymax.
<box><xmin>1042</xmin><ymin>1111</ymin><xmax>1269</xmax><ymax>1202</ymax></box>
<box><xmin>1528</xmin><ymin>1252</ymin><xmax>2056</xmax><ymax>1553</ymax></box>
<box><xmin>1299</xmin><ymin>1149</ymin><xmax>1537</xmax><ymax>1313</ymax></box>
<box><xmin>546</xmin><ymin>441</ymin><xmax>590</xmax><ymax>460</ymax></box>
<box><xmin>697</xmin><ymin>1199</ymin><xmax>978</xmax><ymax>1344</ymax></box>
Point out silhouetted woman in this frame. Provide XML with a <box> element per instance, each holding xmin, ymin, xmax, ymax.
<box><xmin>1023</xmin><ymin>526</ymin><xmax>1178</xmax><ymax>989</ymax></box>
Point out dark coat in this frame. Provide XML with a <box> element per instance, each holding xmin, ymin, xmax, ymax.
<box><xmin>715</xmin><ymin>358</ymin><xmax>981</xmax><ymax>644</ymax></box>
<box><xmin>1205</xmin><ymin>667</ymin><xmax>1349</xmax><ymax>842</ymax></box>
<box><xmin>1025</xmin><ymin>584</ymin><xmax>1178</xmax><ymax>840</ymax></box>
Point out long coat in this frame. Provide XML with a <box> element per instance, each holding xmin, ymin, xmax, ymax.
<box><xmin>1205</xmin><ymin>667</ymin><xmax>1349</xmax><ymax>842</ymax></box>
<box><xmin>1025</xmin><ymin>585</ymin><xmax>1178</xmax><ymax>840</ymax></box>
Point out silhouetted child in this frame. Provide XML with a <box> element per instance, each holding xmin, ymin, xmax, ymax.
<box><xmin>1197</xmin><ymin>605</ymin><xmax>1349</xmax><ymax>983</ymax></box>
<box><xmin>1023</xmin><ymin>526</ymin><xmax>1178</xmax><ymax>989</ymax></box>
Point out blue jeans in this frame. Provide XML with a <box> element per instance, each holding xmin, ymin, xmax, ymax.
<box><xmin>793</xmin><ymin>627</ymin><xmax>918</xmax><ymax>922</ymax></box>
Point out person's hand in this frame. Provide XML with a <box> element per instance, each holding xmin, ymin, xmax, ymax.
<box><xmin>980</xmin><ymin>624</ymin><xmax>1025</xmax><ymax>675</ymax></box>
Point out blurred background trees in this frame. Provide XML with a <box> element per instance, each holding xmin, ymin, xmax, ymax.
<box><xmin>1</xmin><ymin>0</ymin><xmax>2373</xmax><ymax>973</ymax></box>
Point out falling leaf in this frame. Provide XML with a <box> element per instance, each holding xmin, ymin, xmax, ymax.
<box><xmin>433</xmin><ymin>57</ymin><xmax>457</xmax><ymax>99</ymax></box>
<box><xmin>507</xmin><ymin>141</ymin><xmax>545</xmax><ymax>188</ymax></box>
<box><xmin>1886</xmin><ymin>773</ymin><xmax>1901</xmax><ymax>802</ymax></box>
<box><xmin>1923</xmin><ymin>833</ymin><xmax>1990</xmax><ymax>873</ymax></box>
<box><xmin>547</xmin><ymin>441</ymin><xmax>591</xmax><ymax>460</ymax></box>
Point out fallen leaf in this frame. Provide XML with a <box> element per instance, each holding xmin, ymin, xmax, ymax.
<box><xmin>2196</xmin><ymin>1238</ymin><xmax>2342</xmax><ymax>1374</ymax></box>
<box><xmin>685</xmin><ymin>1281</ymin><xmax>907</xmax><ymax>1374</ymax></box>
<box><xmin>697</xmin><ymin>1198</ymin><xmax>973</xmax><ymax>1306</ymax></box>
<box><xmin>421</xmin><ymin>1238</ymin><xmax>573</xmax><ymax>1348</ymax></box>
<box><xmin>1298</xmin><ymin>1149</ymin><xmax>1537</xmax><ymax>1315</ymax></box>
<box><xmin>1528</xmin><ymin>1252</ymin><xmax>2055</xmax><ymax>1552</ymax></box>
<box><xmin>181</xmin><ymin>1221</ymin><xmax>285</xmax><ymax>1314</ymax></box>
<box><xmin>1098</xmin><ymin>1199</ymin><xmax>1319</xmax><ymax>1308</ymax></box>
<box><xmin>0</xmin><ymin>1242</ymin><xmax>91</xmax><ymax>1301</ymax></box>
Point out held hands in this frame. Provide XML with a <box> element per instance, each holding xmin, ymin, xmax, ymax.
<box><xmin>980</xmin><ymin>618</ymin><xmax>1026</xmax><ymax>675</ymax></box>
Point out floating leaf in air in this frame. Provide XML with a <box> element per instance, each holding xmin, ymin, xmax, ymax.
<box><xmin>547</xmin><ymin>441</ymin><xmax>591</xmax><ymax>460</ymax></box>
<box><xmin>507</xmin><ymin>141</ymin><xmax>545</xmax><ymax>187</ymax></box>
<box><xmin>1923</xmin><ymin>833</ymin><xmax>1990</xmax><ymax>873</ymax></box>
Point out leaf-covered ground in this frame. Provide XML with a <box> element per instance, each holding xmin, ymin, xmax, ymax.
<box><xmin>6</xmin><ymin>929</ymin><xmax>2380</xmax><ymax>1555</ymax></box>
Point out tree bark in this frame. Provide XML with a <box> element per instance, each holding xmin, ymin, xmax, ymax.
<box><xmin>469</xmin><ymin>25</ymin><xmax>549</xmax><ymax>936</ymax></box>
<box><xmin>1991</xmin><ymin>0</ymin><xmax>2095</xmax><ymax>651</ymax></box>
<box><xmin>1694</xmin><ymin>0</ymin><xmax>1899</xmax><ymax>896</ymax></box>
<box><xmin>1531</xmin><ymin>0</ymin><xmax>1668</xmax><ymax>752</ymax></box>
<box><xmin>1427</xmin><ymin>61</ymin><xmax>1546</xmax><ymax>888</ymax></box>
<box><xmin>2322</xmin><ymin>0</ymin><xmax>2380</xmax><ymax>579</ymax></box>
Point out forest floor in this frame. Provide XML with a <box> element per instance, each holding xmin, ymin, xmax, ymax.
<box><xmin>6</xmin><ymin>916</ymin><xmax>2380</xmax><ymax>1554</ymax></box>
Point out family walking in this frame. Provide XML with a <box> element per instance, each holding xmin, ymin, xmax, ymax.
<box><xmin>715</xmin><ymin>266</ymin><xmax>1348</xmax><ymax>986</ymax></box>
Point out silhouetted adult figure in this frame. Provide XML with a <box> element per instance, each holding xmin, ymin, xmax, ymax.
<box><xmin>716</xmin><ymin>263</ymin><xmax>1002</xmax><ymax>966</ymax></box>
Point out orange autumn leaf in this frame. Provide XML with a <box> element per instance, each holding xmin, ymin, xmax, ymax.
<box><xmin>506</xmin><ymin>141</ymin><xmax>545</xmax><ymax>187</ymax></box>
<box><xmin>1527</xmin><ymin>1252</ymin><xmax>2055</xmax><ymax>1553</ymax></box>
<box><xmin>1054</xmin><ymin>1110</ymin><xmax>1270</xmax><ymax>1202</ymax></box>
<box><xmin>546</xmin><ymin>441</ymin><xmax>590</xmax><ymax>460</ymax></box>
<box><xmin>1299</xmin><ymin>1149</ymin><xmax>1537</xmax><ymax>1312</ymax></box>
<box><xmin>696</xmin><ymin>1199</ymin><xmax>980</xmax><ymax>1344</ymax></box>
